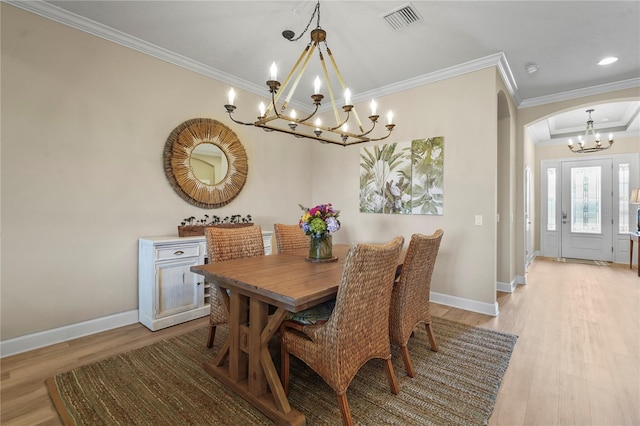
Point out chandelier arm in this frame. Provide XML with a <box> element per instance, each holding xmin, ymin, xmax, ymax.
<box><xmin>317</xmin><ymin>48</ymin><xmax>341</xmax><ymax>126</ymax></box>
<box><xmin>226</xmin><ymin>111</ymin><xmax>258</xmax><ymax>127</ymax></box>
<box><xmin>326</xmin><ymin>46</ymin><xmax>365</xmax><ymax>132</ymax></box>
<box><xmin>265</xmin><ymin>44</ymin><xmax>313</xmax><ymax>116</ymax></box>
<box><xmin>328</xmin><ymin>110</ymin><xmax>350</xmax><ymax>131</ymax></box>
<box><xmin>270</xmin><ymin>90</ymin><xmax>282</xmax><ymax>120</ymax></box>
<box><xmin>364</xmin><ymin>130</ymin><xmax>394</xmax><ymax>143</ymax></box>
<box><xmin>281</xmin><ymin>43</ymin><xmax>318</xmax><ymax>112</ymax></box>
<box><xmin>297</xmin><ymin>103</ymin><xmax>321</xmax><ymax>123</ymax></box>
<box><xmin>326</xmin><ymin>47</ymin><xmax>345</xmax><ymax>86</ymax></box>
<box><xmin>354</xmin><ymin>119</ymin><xmax>378</xmax><ymax>138</ymax></box>
<box><xmin>350</xmin><ymin>108</ymin><xmax>366</xmax><ymax>133</ymax></box>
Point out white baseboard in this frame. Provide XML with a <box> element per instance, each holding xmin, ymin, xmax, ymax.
<box><xmin>430</xmin><ymin>292</ymin><xmax>499</xmax><ymax>316</ymax></box>
<box><xmin>0</xmin><ymin>310</ymin><xmax>139</xmax><ymax>358</ymax></box>
<box><xmin>2</xmin><ymin>289</ymin><xmax>506</xmax><ymax>356</ymax></box>
<box><xmin>496</xmin><ymin>278</ymin><xmax>518</xmax><ymax>293</ymax></box>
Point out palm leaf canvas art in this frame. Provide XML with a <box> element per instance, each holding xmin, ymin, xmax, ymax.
<box><xmin>359</xmin><ymin>142</ymin><xmax>411</xmax><ymax>214</ymax></box>
<box><xmin>411</xmin><ymin>136</ymin><xmax>444</xmax><ymax>215</ymax></box>
<box><xmin>359</xmin><ymin>137</ymin><xmax>444</xmax><ymax>215</ymax></box>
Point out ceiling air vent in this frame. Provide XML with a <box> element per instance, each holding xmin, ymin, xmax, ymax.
<box><xmin>382</xmin><ymin>3</ymin><xmax>423</xmax><ymax>30</ymax></box>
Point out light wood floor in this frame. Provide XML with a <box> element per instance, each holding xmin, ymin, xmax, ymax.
<box><xmin>1</xmin><ymin>258</ymin><xmax>638</xmax><ymax>425</ymax></box>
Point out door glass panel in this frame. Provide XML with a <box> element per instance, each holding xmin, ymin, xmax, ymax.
<box><xmin>571</xmin><ymin>166</ymin><xmax>601</xmax><ymax>233</ymax></box>
<box><xmin>547</xmin><ymin>168</ymin><xmax>556</xmax><ymax>231</ymax></box>
<box><xmin>618</xmin><ymin>163</ymin><xmax>629</xmax><ymax>233</ymax></box>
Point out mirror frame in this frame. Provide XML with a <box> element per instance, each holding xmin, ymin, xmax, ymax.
<box><xmin>163</xmin><ymin>118</ymin><xmax>248</xmax><ymax>208</ymax></box>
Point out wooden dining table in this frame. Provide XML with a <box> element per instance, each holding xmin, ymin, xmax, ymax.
<box><xmin>190</xmin><ymin>244</ymin><xmax>354</xmax><ymax>426</ymax></box>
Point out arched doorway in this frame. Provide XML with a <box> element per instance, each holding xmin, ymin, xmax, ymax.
<box><xmin>496</xmin><ymin>90</ymin><xmax>515</xmax><ymax>293</ymax></box>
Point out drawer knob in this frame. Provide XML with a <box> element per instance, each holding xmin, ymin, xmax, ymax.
<box><xmin>174</xmin><ymin>250</ymin><xmax>184</xmax><ymax>255</ymax></box>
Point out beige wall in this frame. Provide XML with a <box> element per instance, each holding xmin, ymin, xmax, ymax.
<box><xmin>310</xmin><ymin>68</ymin><xmax>500</xmax><ymax>306</ymax></box>
<box><xmin>5</xmin><ymin>3</ymin><xmax>602</xmax><ymax>343</ymax></box>
<box><xmin>1</xmin><ymin>5</ymin><xmax>315</xmax><ymax>339</ymax></box>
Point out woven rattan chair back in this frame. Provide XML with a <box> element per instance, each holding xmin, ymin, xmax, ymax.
<box><xmin>204</xmin><ymin>225</ymin><xmax>265</xmax><ymax>348</ymax></box>
<box><xmin>274</xmin><ymin>223</ymin><xmax>309</xmax><ymax>253</ymax></box>
<box><xmin>389</xmin><ymin>229</ymin><xmax>443</xmax><ymax>377</ymax></box>
<box><xmin>281</xmin><ymin>236</ymin><xmax>404</xmax><ymax>426</ymax></box>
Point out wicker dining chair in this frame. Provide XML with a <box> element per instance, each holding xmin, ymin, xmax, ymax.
<box><xmin>204</xmin><ymin>225</ymin><xmax>265</xmax><ymax>348</ymax></box>
<box><xmin>273</xmin><ymin>223</ymin><xmax>309</xmax><ymax>253</ymax></box>
<box><xmin>389</xmin><ymin>230</ymin><xmax>444</xmax><ymax>377</ymax></box>
<box><xmin>280</xmin><ymin>236</ymin><xmax>405</xmax><ymax>426</ymax></box>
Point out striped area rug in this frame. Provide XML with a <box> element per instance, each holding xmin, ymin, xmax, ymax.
<box><xmin>48</xmin><ymin>317</ymin><xmax>517</xmax><ymax>425</ymax></box>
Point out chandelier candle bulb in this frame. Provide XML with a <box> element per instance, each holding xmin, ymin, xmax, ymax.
<box><xmin>270</xmin><ymin>62</ymin><xmax>278</xmax><ymax>81</ymax></box>
<box><xmin>259</xmin><ymin>102</ymin><xmax>266</xmax><ymax>117</ymax></box>
<box><xmin>228</xmin><ymin>88</ymin><xmax>236</xmax><ymax>106</ymax></box>
<box><xmin>387</xmin><ymin>111</ymin><xmax>394</xmax><ymax>125</ymax></box>
<box><xmin>371</xmin><ymin>100</ymin><xmax>377</xmax><ymax>116</ymax></box>
<box><xmin>314</xmin><ymin>76</ymin><xmax>321</xmax><ymax>94</ymax></box>
<box><xmin>344</xmin><ymin>88</ymin><xmax>351</xmax><ymax>106</ymax></box>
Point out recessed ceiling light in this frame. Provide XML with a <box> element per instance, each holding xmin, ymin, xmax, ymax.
<box><xmin>525</xmin><ymin>63</ymin><xmax>538</xmax><ymax>74</ymax></box>
<box><xmin>598</xmin><ymin>57</ymin><xmax>618</xmax><ymax>65</ymax></box>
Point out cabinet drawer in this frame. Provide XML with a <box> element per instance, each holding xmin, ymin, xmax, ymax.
<box><xmin>156</xmin><ymin>244</ymin><xmax>200</xmax><ymax>260</ymax></box>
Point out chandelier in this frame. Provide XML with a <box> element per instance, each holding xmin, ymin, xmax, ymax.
<box><xmin>224</xmin><ymin>1</ymin><xmax>395</xmax><ymax>147</ymax></box>
<box><xmin>567</xmin><ymin>109</ymin><xmax>614</xmax><ymax>153</ymax></box>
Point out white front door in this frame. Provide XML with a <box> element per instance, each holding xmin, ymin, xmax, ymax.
<box><xmin>560</xmin><ymin>159</ymin><xmax>613</xmax><ymax>261</ymax></box>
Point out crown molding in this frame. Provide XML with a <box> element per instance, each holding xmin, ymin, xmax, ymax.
<box><xmin>6</xmin><ymin>1</ymin><xmax>522</xmax><ymax>109</ymax></box>
<box><xmin>8</xmin><ymin>0</ymin><xmax>635</xmax><ymax>112</ymax></box>
<box><xmin>349</xmin><ymin>52</ymin><xmax>520</xmax><ymax>106</ymax></box>
<box><xmin>519</xmin><ymin>78</ymin><xmax>640</xmax><ymax>109</ymax></box>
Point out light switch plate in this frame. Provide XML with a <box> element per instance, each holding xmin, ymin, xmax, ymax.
<box><xmin>475</xmin><ymin>215</ymin><xmax>483</xmax><ymax>226</ymax></box>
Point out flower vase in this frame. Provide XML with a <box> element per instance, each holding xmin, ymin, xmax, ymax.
<box><xmin>307</xmin><ymin>234</ymin><xmax>335</xmax><ymax>262</ymax></box>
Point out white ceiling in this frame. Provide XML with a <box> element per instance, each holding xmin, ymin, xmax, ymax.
<box><xmin>8</xmin><ymin>0</ymin><xmax>640</xmax><ymax>145</ymax></box>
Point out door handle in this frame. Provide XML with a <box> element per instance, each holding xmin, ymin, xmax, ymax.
<box><xmin>562</xmin><ymin>210</ymin><xmax>567</xmax><ymax>224</ymax></box>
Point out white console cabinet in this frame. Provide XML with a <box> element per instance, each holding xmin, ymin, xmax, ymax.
<box><xmin>138</xmin><ymin>232</ymin><xmax>272</xmax><ymax>331</ymax></box>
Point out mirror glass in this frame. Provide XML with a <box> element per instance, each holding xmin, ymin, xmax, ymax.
<box><xmin>163</xmin><ymin>118</ymin><xmax>248</xmax><ymax>208</ymax></box>
<box><xmin>190</xmin><ymin>143</ymin><xmax>229</xmax><ymax>185</ymax></box>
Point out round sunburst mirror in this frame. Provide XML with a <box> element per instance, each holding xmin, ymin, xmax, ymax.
<box><xmin>163</xmin><ymin>118</ymin><xmax>248</xmax><ymax>208</ymax></box>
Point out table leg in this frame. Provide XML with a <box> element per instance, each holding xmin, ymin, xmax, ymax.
<box><xmin>249</xmin><ymin>298</ymin><xmax>268</xmax><ymax>396</ymax></box>
<box><xmin>229</xmin><ymin>292</ymin><xmax>248</xmax><ymax>381</ymax></box>
<box><xmin>630</xmin><ymin>238</ymin><xmax>634</xmax><ymax>270</ymax></box>
<box><xmin>260</xmin><ymin>308</ymin><xmax>291</xmax><ymax>413</ymax></box>
<box><xmin>202</xmin><ymin>301</ymin><xmax>306</xmax><ymax>425</ymax></box>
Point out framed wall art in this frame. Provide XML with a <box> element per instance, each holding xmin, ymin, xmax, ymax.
<box><xmin>359</xmin><ymin>137</ymin><xmax>444</xmax><ymax>215</ymax></box>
